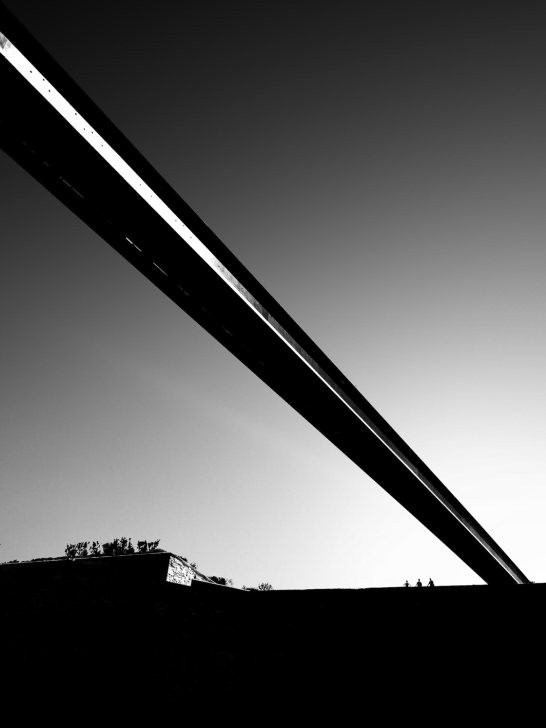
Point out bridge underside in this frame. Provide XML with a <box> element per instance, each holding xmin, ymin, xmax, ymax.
<box><xmin>0</xmin><ymin>3</ymin><xmax>529</xmax><ymax>585</ymax></box>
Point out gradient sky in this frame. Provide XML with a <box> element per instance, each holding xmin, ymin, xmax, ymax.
<box><xmin>2</xmin><ymin>0</ymin><xmax>546</xmax><ymax>587</ymax></box>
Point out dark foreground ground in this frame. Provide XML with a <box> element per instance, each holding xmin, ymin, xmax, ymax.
<box><xmin>1</xmin><ymin>553</ymin><xmax>542</xmax><ymax>717</ymax></box>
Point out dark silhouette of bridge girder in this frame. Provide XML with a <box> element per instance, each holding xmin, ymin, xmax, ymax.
<box><xmin>0</xmin><ymin>3</ymin><xmax>529</xmax><ymax>585</ymax></box>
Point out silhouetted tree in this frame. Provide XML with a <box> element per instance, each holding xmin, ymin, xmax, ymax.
<box><xmin>257</xmin><ymin>583</ymin><xmax>273</xmax><ymax>591</ymax></box>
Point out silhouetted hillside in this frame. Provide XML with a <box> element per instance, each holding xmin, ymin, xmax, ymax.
<box><xmin>1</xmin><ymin>554</ymin><xmax>542</xmax><ymax>716</ymax></box>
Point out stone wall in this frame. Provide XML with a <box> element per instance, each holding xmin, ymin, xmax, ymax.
<box><xmin>166</xmin><ymin>555</ymin><xmax>195</xmax><ymax>586</ymax></box>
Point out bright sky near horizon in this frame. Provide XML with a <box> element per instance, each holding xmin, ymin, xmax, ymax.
<box><xmin>2</xmin><ymin>0</ymin><xmax>546</xmax><ymax>588</ymax></box>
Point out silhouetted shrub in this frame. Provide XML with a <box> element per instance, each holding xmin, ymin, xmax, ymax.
<box><xmin>112</xmin><ymin>537</ymin><xmax>134</xmax><ymax>554</ymax></box>
<box><xmin>102</xmin><ymin>537</ymin><xmax>135</xmax><ymax>555</ymax></box>
<box><xmin>64</xmin><ymin>542</ymin><xmax>90</xmax><ymax>558</ymax></box>
<box><xmin>257</xmin><ymin>583</ymin><xmax>274</xmax><ymax>591</ymax></box>
<box><xmin>101</xmin><ymin>541</ymin><xmax>115</xmax><ymax>556</ymax></box>
<box><xmin>76</xmin><ymin>542</ymin><xmax>89</xmax><ymax>557</ymax></box>
<box><xmin>209</xmin><ymin>576</ymin><xmax>234</xmax><ymax>586</ymax></box>
<box><xmin>65</xmin><ymin>543</ymin><xmax>77</xmax><ymax>559</ymax></box>
<box><xmin>67</xmin><ymin>537</ymin><xmax>160</xmax><ymax>558</ymax></box>
<box><xmin>137</xmin><ymin>539</ymin><xmax>160</xmax><ymax>553</ymax></box>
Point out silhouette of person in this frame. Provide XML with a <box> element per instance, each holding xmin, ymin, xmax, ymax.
<box><xmin>428</xmin><ymin>578</ymin><xmax>435</xmax><ymax>587</ymax></box>
<box><xmin>416</xmin><ymin>578</ymin><xmax>422</xmax><ymax>587</ymax></box>
<box><xmin>404</xmin><ymin>580</ymin><xmax>410</xmax><ymax>587</ymax></box>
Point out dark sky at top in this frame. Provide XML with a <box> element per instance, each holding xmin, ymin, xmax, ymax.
<box><xmin>2</xmin><ymin>1</ymin><xmax>546</xmax><ymax>586</ymax></box>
